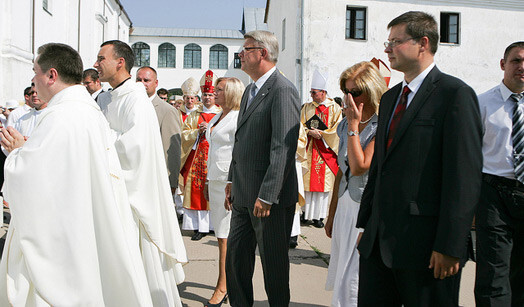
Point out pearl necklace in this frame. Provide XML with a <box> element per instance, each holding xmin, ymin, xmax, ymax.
<box><xmin>360</xmin><ymin>115</ymin><xmax>373</xmax><ymax>124</ymax></box>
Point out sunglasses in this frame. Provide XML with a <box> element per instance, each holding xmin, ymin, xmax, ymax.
<box><xmin>343</xmin><ymin>88</ymin><xmax>363</xmax><ymax>98</ymax></box>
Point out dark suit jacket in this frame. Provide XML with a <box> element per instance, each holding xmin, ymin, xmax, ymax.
<box><xmin>228</xmin><ymin>69</ymin><xmax>300</xmax><ymax>208</ymax></box>
<box><xmin>152</xmin><ymin>95</ymin><xmax>182</xmax><ymax>188</ymax></box>
<box><xmin>356</xmin><ymin>67</ymin><xmax>483</xmax><ymax>269</ymax></box>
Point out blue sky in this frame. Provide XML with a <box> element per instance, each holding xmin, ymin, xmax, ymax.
<box><xmin>120</xmin><ymin>0</ymin><xmax>267</xmax><ymax>29</ymax></box>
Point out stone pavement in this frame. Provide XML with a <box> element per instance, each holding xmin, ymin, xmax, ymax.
<box><xmin>0</xmin><ymin>207</ymin><xmax>476</xmax><ymax>306</ymax></box>
<box><xmin>179</xmin><ymin>223</ymin><xmax>477</xmax><ymax>307</ymax></box>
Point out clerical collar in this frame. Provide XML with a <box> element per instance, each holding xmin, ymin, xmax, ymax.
<box><xmin>203</xmin><ymin>105</ymin><xmax>216</xmax><ymax>113</ymax></box>
<box><xmin>112</xmin><ymin>77</ymin><xmax>131</xmax><ymax>91</ymax></box>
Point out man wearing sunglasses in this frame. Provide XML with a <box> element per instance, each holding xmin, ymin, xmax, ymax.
<box><xmin>299</xmin><ymin>69</ymin><xmax>342</xmax><ymax>230</ymax></box>
<box><xmin>356</xmin><ymin>11</ymin><xmax>482</xmax><ymax>306</ymax></box>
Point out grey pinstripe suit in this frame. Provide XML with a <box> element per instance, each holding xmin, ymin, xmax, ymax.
<box><xmin>226</xmin><ymin>69</ymin><xmax>300</xmax><ymax>306</ymax></box>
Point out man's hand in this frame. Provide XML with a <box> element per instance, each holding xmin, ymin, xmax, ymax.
<box><xmin>1</xmin><ymin>127</ymin><xmax>25</xmax><ymax>153</ymax></box>
<box><xmin>253</xmin><ymin>199</ymin><xmax>271</xmax><ymax>218</ymax></box>
<box><xmin>324</xmin><ymin>216</ymin><xmax>334</xmax><ymax>238</ymax></box>
<box><xmin>224</xmin><ymin>183</ymin><xmax>232</xmax><ymax>211</ymax></box>
<box><xmin>429</xmin><ymin>251</ymin><xmax>460</xmax><ymax>279</ymax></box>
<box><xmin>198</xmin><ymin>122</ymin><xmax>208</xmax><ymax>134</ymax></box>
<box><xmin>307</xmin><ymin>128</ymin><xmax>322</xmax><ymax>139</ymax></box>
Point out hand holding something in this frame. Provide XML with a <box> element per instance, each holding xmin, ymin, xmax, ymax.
<box><xmin>224</xmin><ymin>183</ymin><xmax>232</xmax><ymax>211</ymax></box>
<box><xmin>308</xmin><ymin>128</ymin><xmax>322</xmax><ymax>139</ymax></box>
<box><xmin>253</xmin><ymin>199</ymin><xmax>271</xmax><ymax>218</ymax></box>
<box><xmin>1</xmin><ymin>127</ymin><xmax>25</xmax><ymax>153</ymax></box>
<box><xmin>429</xmin><ymin>251</ymin><xmax>460</xmax><ymax>279</ymax></box>
<box><xmin>198</xmin><ymin>122</ymin><xmax>208</xmax><ymax>134</ymax></box>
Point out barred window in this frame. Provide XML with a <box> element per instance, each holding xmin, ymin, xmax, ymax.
<box><xmin>158</xmin><ymin>43</ymin><xmax>176</xmax><ymax>68</ymax></box>
<box><xmin>132</xmin><ymin>42</ymin><xmax>150</xmax><ymax>67</ymax></box>
<box><xmin>441</xmin><ymin>12</ymin><xmax>460</xmax><ymax>44</ymax></box>
<box><xmin>184</xmin><ymin>43</ymin><xmax>202</xmax><ymax>69</ymax></box>
<box><xmin>209</xmin><ymin>44</ymin><xmax>228</xmax><ymax>69</ymax></box>
<box><xmin>345</xmin><ymin>7</ymin><xmax>366</xmax><ymax>40</ymax></box>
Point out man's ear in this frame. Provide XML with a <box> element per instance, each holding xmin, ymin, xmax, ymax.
<box><xmin>117</xmin><ymin>57</ymin><xmax>125</xmax><ymax>70</ymax></box>
<box><xmin>47</xmin><ymin>68</ymin><xmax>59</xmax><ymax>85</ymax></box>
<box><xmin>419</xmin><ymin>36</ymin><xmax>430</xmax><ymax>53</ymax></box>
<box><xmin>500</xmin><ymin>58</ymin><xmax>506</xmax><ymax>71</ymax></box>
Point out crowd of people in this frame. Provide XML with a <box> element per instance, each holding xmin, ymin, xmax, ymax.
<box><xmin>0</xmin><ymin>9</ymin><xmax>522</xmax><ymax>307</ymax></box>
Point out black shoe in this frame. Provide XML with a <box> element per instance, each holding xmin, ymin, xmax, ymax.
<box><xmin>312</xmin><ymin>219</ymin><xmax>324</xmax><ymax>228</ymax></box>
<box><xmin>191</xmin><ymin>231</ymin><xmax>207</xmax><ymax>241</ymax></box>
<box><xmin>289</xmin><ymin>235</ymin><xmax>298</xmax><ymax>249</ymax></box>
<box><xmin>204</xmin><ymin>293</ymin><xmax>228</xmax><ymax>307</ymax></box>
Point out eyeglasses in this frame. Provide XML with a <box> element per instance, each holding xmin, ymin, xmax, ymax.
<box><xmin>310</xmin><ymin>90</ymin><xmax>324</xmax><ymax>94</ymax></box>
<box><xmin>241</xmin><ymin>46</ymin><xmax>264</xmax><ymax>53</ymax></box>
<box><xmin>342</xmin><ymin>88</ymin><xmax>363</xmax><ymax>98</ymax></box>
<box><xmin>384</xmin><ymin>37</ymin><xmax>418</xmax><ymax>49</ymax></box>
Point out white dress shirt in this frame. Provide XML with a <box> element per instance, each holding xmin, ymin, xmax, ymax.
<box><xmin>479</xmin><ymin>82</ymin><xmax>523</xmax><ymax>179</ymax></box>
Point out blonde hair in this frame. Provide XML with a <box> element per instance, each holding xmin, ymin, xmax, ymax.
<box><xmin>216</xmin><ymin>77</ymin><xmax>245</xmax><ymax>111</ymax></box>
<box><xmin>339</xmin><ymin>61</ymin><xmax>388</xmax><ymax>114</ymax></box>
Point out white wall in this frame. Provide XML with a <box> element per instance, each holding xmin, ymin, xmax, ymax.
<box><xmin>266</xmin><ymin>0</ymin><xmax>524</xmax><ymax>101</ymax></box>
<box><xmin>129</xmin><ymin>35</ymin><xmax>251</xmax><ymax>90</ymax></box>
<box><xmin>0</xmin><ymin>0</ymin><xmax>131</xmax><ymax>103</ymax></box>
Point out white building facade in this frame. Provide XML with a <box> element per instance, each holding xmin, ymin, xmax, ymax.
<box><xmin>265</xmin><ymin>0</ymin><xmax>524</xmax><ymax>101</ymax></box>
<box><xmin>0</xmin><ymin>0</ymin><xmax>131</xmax><ymax>103</ymax></box>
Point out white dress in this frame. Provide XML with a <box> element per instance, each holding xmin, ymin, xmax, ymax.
<box><xmin>206</xmin><ymin>110</ymin><xmax>238</xmax><ymax>238</ymax></box>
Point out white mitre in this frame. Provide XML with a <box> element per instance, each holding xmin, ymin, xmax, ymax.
<box><xmin>181</xmin><ymin>77</ymin><xmax>200</xmax><ymax>96</ymax></box>
<box><xmin>311</xmin><ymin>69</ymin><xmax>328</xmax><ymax>91</ymax></box>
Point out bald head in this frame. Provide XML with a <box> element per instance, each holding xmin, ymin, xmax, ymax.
<box><xmin>136</xmin><ymin>66</ymin><xmax>158</xmax><ymax>97</ymax></box>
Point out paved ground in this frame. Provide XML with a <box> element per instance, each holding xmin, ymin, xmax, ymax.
<box><xmin>0</xmin><ymin>207</ymin><xmax>476</xmax><ymax>306</ymax></box>
<box><xmin>179</xmin><ymin>223</ymin><xmax>477</xmax><ymax>307</ymax></box>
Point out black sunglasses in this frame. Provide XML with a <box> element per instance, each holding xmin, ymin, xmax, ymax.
<box><xmin>343</xmin><ymin>88</ymin><xmax>363</xmax><ymax>98</ymax></box>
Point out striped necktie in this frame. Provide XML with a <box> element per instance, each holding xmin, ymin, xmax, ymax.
<box><xmin>387</xmin><ymin>85</ymin><xmax>411</xmax><ymax>149</ymax></box>
<box><xmin>246</xmin><ymin>84</ymin><xmax>257</xmax><ymax>109</ymax></box>
<box><xmin>512</xmin><ymin>92</ymin><xmax>524</xmax><ymax>183</ymax></box>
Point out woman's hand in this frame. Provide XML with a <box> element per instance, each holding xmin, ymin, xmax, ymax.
<box><xmin>343</xmin><ymin>93</ymin><xmax>364</xmax><ymax>127</ymax></box>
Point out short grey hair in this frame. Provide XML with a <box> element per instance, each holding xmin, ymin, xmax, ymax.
<box><xmin>244</xmin><ymin>30</ymin><xmax>279</xmax><ymax>63</ymax></box>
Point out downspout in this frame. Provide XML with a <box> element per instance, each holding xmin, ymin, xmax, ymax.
<box><xmin>299</xmin><ymin>0</ymin><xmax>304</xmax><ymax>102</ymax></box>
<box><xmin>32</xmin><ymin>0</ymin><xmax>35</xmax><ymax>55</ymax></box>
<box><xmin>77</xmin><ymin>0</ymin><xmax>81</xmax><ymax>51</ymax></box>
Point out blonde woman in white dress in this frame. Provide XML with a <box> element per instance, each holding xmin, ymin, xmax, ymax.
<box><xmin>204</xmin><ymin>77</ymin><xmax>245</xmax><ymax>307</ymax></box>
<box><xmin>324</xmin><ymin>61</ymin><xmax>388</xmax><ymax>307</ymax></box>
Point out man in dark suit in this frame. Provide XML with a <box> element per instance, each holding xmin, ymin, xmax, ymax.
<box><xmin>225</xmin><ymin>30</ymin><xmax>300</xmax><ymax>306</ymax></box>
<box><xmin>136</xmin><ymin>66</ymin><xmax>182</xmax><ymax>191</ymax></box>
<box><xmin>82</xmin><ymin>69</ymin><xmax>104</xmax><ymax>102</ymax></box>
<box><xmin>356</xmin><ymin>11</ymin><xmax>483</xmax><ymax>306</ymax></box>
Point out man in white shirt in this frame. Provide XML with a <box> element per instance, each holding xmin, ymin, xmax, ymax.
<box><xmin>475</xmin><ymin>41</ymin><xmax>524</xmax><ymax>307</ymax></box>
<box><xmin>5</xmin><ymin>87</ymin><xmax>33</xmax><ymax>128</ymax></box>
<box><xmin>15</xmin><ymin>85</ymin><xmax>48</xmax><ymax>138</ymax></box>
<box><xmin>0</xmin><ymin>42</ymin><xmax>152</xmax><ymax>306</ymax></box>
<box><xmin>94</xmin><ymin>40</ymin><xmax>187</xmax><ymax>307</ymax></box>
<box><xmin>82</xmin><ymin>68</ymin><xmax>104</xmax><ymax>102</ymax></box>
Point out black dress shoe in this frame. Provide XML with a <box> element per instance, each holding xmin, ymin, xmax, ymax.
<box><xmin>191</xmin><ymin>231</ymin><xmax>207</xmax><ymax>241</ymax></box>
<box><xmin>204</xmin><ymin>293</ymin><xmax>228</xmax><ymax>307</ymax></box>
<box><xmin>289</xmin><ymin>235</ymin><xmax>298</xmax><ymax>249</ymax></box>
<box><xmin>312</xmin><ymin>219</ymin><xmax>324</xmax><ymax>228</ymax></box>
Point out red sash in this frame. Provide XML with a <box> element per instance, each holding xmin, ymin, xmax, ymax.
<box><xmin>308</xmin><ymin>105</ymin><xmax>338</xmax><ymax>192</ymax></box>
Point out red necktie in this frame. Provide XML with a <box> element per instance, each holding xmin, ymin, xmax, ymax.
<box><xmin>387</xmin><ymin>85</ymin><xmax>411</xmax><ymax>149</ymax></box>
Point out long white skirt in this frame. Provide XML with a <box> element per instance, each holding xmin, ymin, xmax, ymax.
<box><xmin>208</xmin><ymin>180</ymin><xmax>231</xmax><ymax>239</ymax></box>
<box><xmin>182</xmin><ymin>209</ymin><xmax>212</xmax><ymax>233</ymax></box>
<box><xmin>325</xmin><ymin>190</ymin><xmax>361</xmax><ymax>307</ymax></box>
<box><xmin>140</xmin><ymin>222</ymin><xmax>184</xmax><ymax>307</ymax></box>
<box><xmin>303</xmin><ymin>191</ymin><xmax>329</xmax><ymax>220</ymax></box>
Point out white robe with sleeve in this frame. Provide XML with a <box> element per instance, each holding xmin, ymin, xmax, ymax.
<box><xmin>0</xmin><ymin>85</ymin><xmax>152</xmax><ymax>306</ymax></box>
<box><xmin>98</xmin><ymin>79</ymin><xmax>187</xmax><ymax>306</ymax></box>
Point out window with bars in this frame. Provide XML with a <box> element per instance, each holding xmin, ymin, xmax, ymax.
<box><xmin>158</xmin><ymin>43</ymin><xmax>176</xmax><ymax>68</ymax></box>
<box><xmin>184</xmin><ymin>43</ymin><xmax>202</xmax><ymax>69</ymax></box>
<box><xmin>234</xmin><ymin>53</ymin><xmax>241</xmax><ymax>69</ymax></box>
<box><xmin>345</xmin><ymin>7</ymin><xmax>366</xmax><ymax>40</ymax></box>
<box><xmin>441</xmin><ymin>12</ymin><xmax>460</xmax><ymax>44</ymax></box>
<box><xmin>209</xmin><ymin>44</ymin><xmax>228</xmax><ymax>70</ymax></box>
<box><xmin>132</xmin><ymin>42</ymin><xmax>150</xmax><ymax>67</ymax></box>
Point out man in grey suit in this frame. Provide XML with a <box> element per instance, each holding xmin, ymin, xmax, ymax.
<box><xmin>136</xmin><ymin>66</ymin><xmax>182</xmax><ymax>191</ymax></box>
<box><xmin>225</xmin><ymin>30</ymin><xmax>301</xmax><ymax>306</ymax></box>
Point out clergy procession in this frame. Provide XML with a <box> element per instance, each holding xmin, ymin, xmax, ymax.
<box><xmin>0</xmin><ymin>8</ymin><xmax>523</xmax><ymax>307</ymax></box>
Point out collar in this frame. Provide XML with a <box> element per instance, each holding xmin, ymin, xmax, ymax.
<box><xmin>254</xmin><ymin>66</ymin><xmax>276</xmax><ymax>91</ymax></box>
<box><xmin>149</xmin><ymin>93</ymin><xmax>157</xmax><ymax>102</ymax></box>
<box><xmin>202</xmin><ymin>105</ymin><xmax>219</xmax><ymax>113</ymax></box>
<box><xmin>91</xmin><ymin>88</ymin><xmax>103</xmax><ymax>99</ymax></box>
<box><xmin>499</xmin><ymin>81</ymin><xmax>523</xmax><ymax>102</ymax></box>
<box><xmin>402</xmin><ymin>62</ymin><xmax>435</xmax><ymax>93</ymax></box>
<box><xmin>111</xmin><ymin>77</ymin><xmax>131</xmax><ymax>91</ymax></box>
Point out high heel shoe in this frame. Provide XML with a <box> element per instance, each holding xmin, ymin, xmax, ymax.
<box><xmin>204</xmin><ymin>293</ymin><xmax>228</xmax><ymax>307</ymax></box>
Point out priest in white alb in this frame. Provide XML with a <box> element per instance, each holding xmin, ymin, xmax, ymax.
<box><xmin>95</xmin><ymin>40</ymin><xmax>187</xmax><ymax>307</ymax></box>
<box><xmin>0</xmin><ymin>43</ymin><xmax>152</xmax><ymax>306</ymax></box>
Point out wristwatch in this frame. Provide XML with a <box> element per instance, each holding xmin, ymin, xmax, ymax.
<box><xmin>347</xmin><ymin>130</ymin><xmax>359</xmax><ymax>136</ymax></box>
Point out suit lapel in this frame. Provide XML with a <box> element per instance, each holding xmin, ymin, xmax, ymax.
<box><xmin>236</xmin><ymin>70</ymin><xmax>278</xmax><ymax>131</ymax></box>
<box><xmin>385</xmin><ymin>67</ymin><xmax>440</xmax><ymax>156</ymax></box>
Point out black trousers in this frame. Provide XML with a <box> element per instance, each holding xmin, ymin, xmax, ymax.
<box><xmin>475</xmin><ymin>174</ymin><xmax>524</xmax><ymax>306</ymax></box>
<box><xmin>358</xmin><ymin>240</ymin><xmax>461</xmax><ymax>307</ymax></box>
<box><xmin>226</xmin><ymin>204</ymin><xmax>294</xmax><ymax>307</ymax></box>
